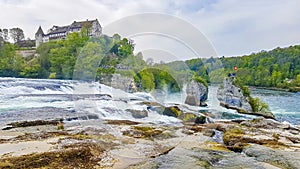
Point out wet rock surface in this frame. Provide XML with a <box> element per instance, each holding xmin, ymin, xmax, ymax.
<box><xmin>1</xmin><ymin>116</ymin><xmax>299</xmax><ymax>169</ymax></box>
<box><xmin>1</xmin><ymin>99</ymin><xmax>300</xmax><ymax>169</ymax></box>
<box><xmin>127</xmin><ymin>109</ymin><xmax>149</xmax><ymax>118</ymax></box>
<box><xmin>244</xmin><ymin>144</ymin><xmax>300</xmax><ymax>169</ymax></box>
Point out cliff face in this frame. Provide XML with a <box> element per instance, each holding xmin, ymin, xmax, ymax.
<box><xmin>217</xmin><ymin>78</ymin><xmax>253</xmax><ymax>113</ymax></box>
<box><xmin>185</xmin><ymin>80</ymin><xmax>208</xmax><ymax>107</ymax></box>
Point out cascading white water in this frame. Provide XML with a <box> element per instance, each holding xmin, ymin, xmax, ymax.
<box><xmin>1</xmin><ymin>77</ymin><xmax>299</xmax><ymax>126</ymax></box>
<box><xmin>0</xmin><ymin>77</ymin><xmax>181</xmax><ymax>126</ymax></box>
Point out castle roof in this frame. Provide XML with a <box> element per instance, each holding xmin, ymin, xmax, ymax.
<box><xmin>35</xmin><ymin>26</ymin><xmax>44</xmax><ymax>36</ymax></box>
<box><xmin>48</xmin><ymin>25</ymin><xmax>69</xmax><ymax>35</ymax></box>
<box><xmin>70</xmin><ymin>19</ymin><xmax>97</xmax><ymax>28</ymax></box>
<box><xmin>46</xmin><ymin>19</ymin><xmax>99</xmax><ymax>35</ymax></box>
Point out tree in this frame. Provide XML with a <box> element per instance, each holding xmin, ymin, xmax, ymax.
<box><xmin>109</xmin><ymin>38</ymin><xmax>134</xmax><ymax>57</ymax></box>
<box><xmin>9</xmin><ymin>28</ymin><xmax>25</xmax><ymax>43</ymax></box>
<box><xmin>137</xmin><ymin>70</ymin><xmax>155</xmax><ymax>92</ymax></box>
<box><xmin>2</xmin><ymin>29</ymin><xmax>9</xmax><ymax>41</ymax></box>
<box><xmin>0</xmin><ymin>28</ymin><xmax>9</xmax><ymax>43</ymax></box>
<box><xmin>73</xmin><ymin>42</ymin><xmax>103</xmax><ymax>80</ymax></box>
<box><xmin>20</xmin><ymin>58</ymin><xmax>41</xmax><ymax>78</ymax></box>
<box><xmin>112</xmin><ymin>34</ymin><xmax>121</xmax><ymax>41</ymax></box>
<box><xmin>0</xmin><ymin>42</ymin><xmax>25</xmax><ymax>77</ymax></box>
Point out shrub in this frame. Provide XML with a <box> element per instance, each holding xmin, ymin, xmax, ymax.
<box><xmin>192</xmin><ymin>74</ymin><xmax>208</xmax><ymax>87</ymax></box>
<box><xmin>249</xmin><ymin>97</ymin><xmax>270</xmax><ymax>112</ymax></box>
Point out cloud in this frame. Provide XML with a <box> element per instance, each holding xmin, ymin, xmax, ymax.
<box><xmin>191</xmin><ymin>0</ymin><xmax>300</xmax><ymax>55</ymax></box>
<box><xmin>0</xmin><ymin>0</ymin><xmax>299</xmax><ymax>58</ymax></box>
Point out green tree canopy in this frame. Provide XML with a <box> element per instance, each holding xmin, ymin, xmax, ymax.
<box><xmin>9</xmin><ymin>28</ymin><xmax>25</xmax><ymax>43</ymax></box>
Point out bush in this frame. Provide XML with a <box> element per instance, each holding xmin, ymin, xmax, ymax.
<box><xmin>249</xmin><ymin>97</ymin><xmax>270</xmax><ymax>112</ymax></box>
<box><xmin>192</xmin><ymin>74</ymin><xmax>208</xmax><ymax>87</ymax></box>
<box><xmin>48</xmin><ymin>72</ymin><xmax>56</xmax><ymax>79</ymax></box>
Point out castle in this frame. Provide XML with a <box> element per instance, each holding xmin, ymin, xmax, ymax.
<box><xmin>35</xmin><ymin>19</ymin><xmax>102</xmax><ymax>47</ymax></box>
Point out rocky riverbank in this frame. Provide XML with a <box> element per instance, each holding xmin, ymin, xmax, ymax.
<box><xmin>1</xmin><ymin>113</ymin><xmax>299</xmax><ymax>169</ymax></box>
<box><xmin>0</xmin><ymin>77</ymin><xmax>298</xmax><ymax>168</ymax></box>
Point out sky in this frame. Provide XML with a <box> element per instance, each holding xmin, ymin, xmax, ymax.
<box><xmin>1</xmin><ymin>0</ymin><xmax>300</xmax><ymax>61</ymax></box>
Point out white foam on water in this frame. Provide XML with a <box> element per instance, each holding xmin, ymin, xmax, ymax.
<box><xmin>0</xmin><ymin>96</ymin><xmax>74</xmax><ymax>111</ymax></box>
<box><xmin>0</xmin><ymin>77</ymin><xmax>73</xmax><ymax>95</ymax></box>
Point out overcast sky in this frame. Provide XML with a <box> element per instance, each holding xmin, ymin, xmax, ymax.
<box><xmin>1</xmin><ymin>0</ymin><xmax>300</xmax><ymax>60</ymax></box>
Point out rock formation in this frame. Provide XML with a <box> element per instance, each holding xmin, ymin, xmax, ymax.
<box><xmin>185</xmin><ymin>80</ymin><xmax>208</xmax><ymax>107</ymax></box>
<box><xmin>217</xmin><ymin>77</ymin><xmax>275</xmax><ymax>119</ymax></box>
<box><xmin>100</xmin><ymin>74</ymin><xmax>137</xmax><ymax>93</ymax></box>
<box><xmin>217</xmin><ymin>77</ymin><xmax>252</xmax><ymax>112</ymax></box>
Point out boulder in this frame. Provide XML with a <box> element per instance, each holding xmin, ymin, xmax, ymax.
<box><xmin>194</xmin><ymin>115</ymin><xmax>207</xmax><ymax>124</ymax></box>
<box><xmin>122</xmin><ymin>126</ymin><xmax>163</xmax><ymax>138</ymax></box>
<box><xmin>162</xmin><ymin>106</ymin><xmax>182</xmax><ymax>118</ymax></box>
<box><xmin>180</xmin><ymin>113</ymin><xmax>207</xmax><ymax>124</ymax></box>
<box><xmin>184</xmin><ymin>80</ymin><xmax>208</xmax><ymax>107</ymax></box>
<box><xmin>127</xmin><ymin>109</ymin><xmax>148</xmax><ymax>118</ymax></box>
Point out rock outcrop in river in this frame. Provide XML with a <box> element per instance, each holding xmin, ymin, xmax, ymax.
<box><xmin>185</xmin><ymin>80</ymin><xmax>208</xmax><ymax>107</ymax></box>
<box><xmin>217</xmin><ymin>77</ymin><xmax>275</xmax><ymax>119</ymax></box>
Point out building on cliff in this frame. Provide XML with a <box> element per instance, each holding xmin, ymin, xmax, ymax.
<box><xmin>35</xmin><ymin>19</ymin><xmax>102</xmax><ymax>47</ymax></box>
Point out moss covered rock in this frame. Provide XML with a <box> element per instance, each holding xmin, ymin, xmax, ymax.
<box><xmin>122</xmin><ymin>126</ymin><xmax>163</xmax><ymax>138</ymax></box>
<box><xmin>162</xmin><ymin>106</ymin><xmax>182</xmax><ymax>118</ymax></box>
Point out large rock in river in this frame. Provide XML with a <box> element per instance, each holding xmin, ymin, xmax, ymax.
<box><xmin>184</xmin><ymin>80</ymin><xmax>208</xmax><ymax>107</ymax></box>
<box><xmin>217</xmin><ymin>77</ymin><xmax>252</xmax><ymax>113</ymax></box>
<box><xmin>217</xmin><ymin>77</ymin><xmax>274</xmax><ymax>119</ymax></box>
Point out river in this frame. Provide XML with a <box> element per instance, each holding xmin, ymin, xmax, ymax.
<box><xmin>252</xmin><ymin>88</ymin><xmax>300</xmax><ymax>125</ymax></box>
<box><xmin>0</xmin><ymin>77</ymin><xmax>299</xmax><ymax>126</ymax></box>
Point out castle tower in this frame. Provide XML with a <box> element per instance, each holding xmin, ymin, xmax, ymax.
<box><xmin>35</xmin><ymin>26</ymin><xmax>44</xmax><ymax>48</ymax></box>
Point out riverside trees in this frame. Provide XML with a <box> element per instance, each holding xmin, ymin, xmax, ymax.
<box><xmin>1</xmin><ymin>25</ymin><xmax>300</xmax><ymax>92</ymax></box>
<box><xmin>219</xmin><ymin>45</ymin><xmax>300</xmax><ymax>91</ymax></box>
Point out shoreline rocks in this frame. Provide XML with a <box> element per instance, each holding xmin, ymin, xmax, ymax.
<box><xmin>1</xmin><ymin>116</ymin><xmax>300</xmax><ymax>169</ymax></box>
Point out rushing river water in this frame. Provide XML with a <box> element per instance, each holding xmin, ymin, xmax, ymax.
<box><xmin>0</xmin><ymin>77</ymin><xmax>299</xmax><ymax>126</ymax></box>
<box><xmin>252</xmin><ymin>88</ymin><xmax>300</xmax><ymax>125</ymax></box>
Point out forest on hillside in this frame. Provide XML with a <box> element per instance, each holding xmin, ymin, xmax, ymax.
<box><xmin>0</xmin><ymin>28</ymin><xmax>185</xmax><ymax>92</ymax></box>
<box><xmin>1</xmin><ymin>27</ymin><xmax>300</xmax><ymax>92</ymax></box>
<box><xmin>158</xmin><ymin>45</ymin><xmax>300</xmax><ymax>92</ymax></box>
<box><xmin>220</xmin><ymin>46</ymin><xmax>300</xmax><ymax>91</ymax></box>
